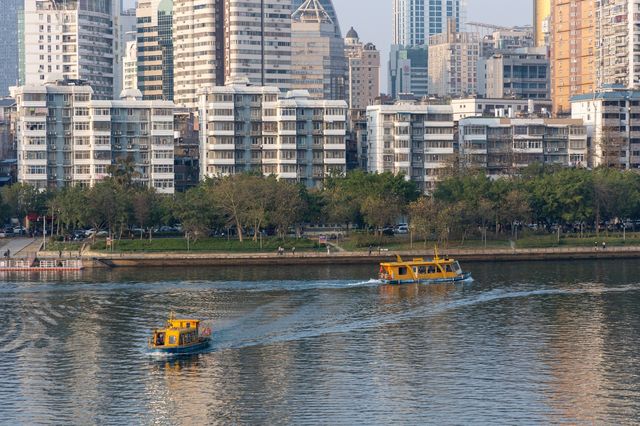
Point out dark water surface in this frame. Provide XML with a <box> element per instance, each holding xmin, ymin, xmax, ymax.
<box><xmin>1</xmin><ymin>260</ymin><xmax>640</xmax><ymax>424</ymax></box>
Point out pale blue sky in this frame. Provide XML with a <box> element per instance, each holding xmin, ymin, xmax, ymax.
<box><xmin>333</xmin><ymin>0</ymin><xmax>533</xmax><ymax>91</ymax></box>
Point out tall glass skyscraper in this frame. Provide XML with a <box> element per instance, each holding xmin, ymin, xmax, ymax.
<box><xmin>292</xmin><ymin>0</ymin><xmax>341</xmax><ymax>36</ymax></box>
<box><xmin>393</xmin><ymin>0</ymin><xmax>465</xmax><ymax>46</ymax></box>
<box><xmin>0</xmin><ymin>0</ymin><xmax>22</xmax><ymax>96</ymax></box>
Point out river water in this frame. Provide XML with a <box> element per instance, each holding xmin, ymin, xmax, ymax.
<box><xmin>1</xmin><ymin>260</ymin><xmax>640</xmax><ymax>424</ymax></box>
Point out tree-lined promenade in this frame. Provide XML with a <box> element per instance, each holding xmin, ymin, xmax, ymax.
<box><xmin>2</xmin><ymin>164</ymin><xmax>640</xmax><ymax>252</ymax></box>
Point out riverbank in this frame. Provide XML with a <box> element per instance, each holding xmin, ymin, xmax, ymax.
<box><xmin>37</xmin><ymin>245</ymin><xmax>640</xmax><ymax>268</ymax></box>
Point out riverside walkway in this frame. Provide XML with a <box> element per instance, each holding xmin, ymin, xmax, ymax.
<box><xmin>37</xmin><ymin>245</ymin><xmax>640</xmax><ymax>268</ymax></box>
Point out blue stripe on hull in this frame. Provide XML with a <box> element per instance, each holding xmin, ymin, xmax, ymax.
<box><xmin>382</xmin><ymin>273</ymin><xmax>473</xmax><ymax>286</ymax></box>
<box><xmin>149</xmin><ymin>339</ymin><xmax>211</xmax><ymax>355</ymax></box>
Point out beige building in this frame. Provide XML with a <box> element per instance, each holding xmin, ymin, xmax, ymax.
<box><xmin>224</xmin><ymin>0</ymin><xmax>292</xmax><ymax>90</ymax></box>
<box><xmin>290</xmin><ymin>0</ymin><xmax>346</xmax><ymax>101</ymax></box>
<box><xmin>428</xmin><ymin>21</ymin><xmax>480</xmax><ymax>98</ymax></box>
<box><xmin>173</xmin><ymin>0</ymin><xmax>224</xmax><ymax>109</ymax></box>
<box><xmin>123</xmin><ymin>40</ymin><xmax>138</xmax><ymax>92</ymax></box>
<box><xmin>550</xmin><ymin>0</ymin><xmax>596</xmax><ymax>116</ymax></box>
<box><xmin>344</xmin><ymin>27</ymin><xmax>380</xmax><ymax>110</ymax></box>
<box><xmin>533</xmin><ymin>0</ymin><xmax>551</xmax><ymax>47</ymax></box>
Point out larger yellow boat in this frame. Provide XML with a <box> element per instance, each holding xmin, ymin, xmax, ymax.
<box><xmin>148</xmin><ymin>313</ymin><xmax>212</xmax><ymax>355</ymax></box>
<box><xmin>379</xmin><ymin>251</ymin><xmax>472</xmax><ymax>285</ymax></box>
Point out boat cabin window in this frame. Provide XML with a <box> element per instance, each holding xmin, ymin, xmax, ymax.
<box><xmin>427</xmin><ymin>266</ymin><xmax>436</xmax><ymax>274</ymax></box>
<box><xmin>186</xmin><ymin>322</ymin><xmax>191</xmax><ymax>328</ymax></box>
<box><xmin>453</xmin><ymin>262</ymin><xmax>462</xmax><ymax>273</ymax></box>
<box><xmin>445</xmin><ymin>264</ymin><xmax>452</xmax><ymax>273</ymax></box>
<box><xmin>169</xmin><ymin>335</ymin><xmax>176</xmax><ymax>345</ymax></box>
<box><xmin>417</xmin><ymin>266</ymin><xmax>427</xmax><ymax>274</ymax></box>
<box><xmin>155</xmin><ymin>332</ymin><xmax>165</xmax><ymax>346</ymax></box>
<box><xmin>398</xmin><ymin>267</ymin><xmax>407</xmax><ymax>275</ymax></box>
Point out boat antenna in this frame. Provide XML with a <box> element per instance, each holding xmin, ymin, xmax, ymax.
<box><xmin>396</xmin><ymin>254</ymin><xmax>403</xmax><ymax>262</ymax></box>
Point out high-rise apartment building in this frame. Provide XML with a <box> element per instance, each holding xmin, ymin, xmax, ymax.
<box><xmin>550</xmin><ymin>0</ymin><xmax>595</xmax><ymax>115</ymax></box>
<box><xmin>173</xmin><ymin>0</ymin><xmax>224</xmax><ymax>109</ymax></box>
<box><xmin>366</xmin><ymin>102</ymin><xmax>455</xmax><ymax>192</ymax></box>
<box><xmin>428</xmin><ymin>21</ymin><xmax>480</xmax><ymax>98</ymax></box>
<box><xmin>0</xmin><ymin>0</ymin><xmax>22</xmax><ymax>96</ymax></box>
<box><xmin>291</xmin><ymin>0</ymin><xmax>346</xmax><ymax>101</ymax></box>
<box><xmin>345</xmin><ymin>28</ymin><xmax>380</xmax><ymax>110</ymax></box>
<box><xmin>595</xmin><ymin>0</ymin><xmax>640</xmax><ymax>89</ymax></box>
<box><xmin>136</xmin><ymin>0</ymin><xmax>173</xmax><ymax>101</ymax></box>
<box><xmin>22</xmin><ymin>0</ymin><xmax>115</xmax><ymax>100</ymax></box>
<box><xmin>224</xmin><ymin>0</ymin><xmax>292</xmax><ymax>90</ymax></box>
<box><xmin>199</xmin><ymin>82</ymin><xmax>347</xmax><ymax>188</ymax></box>
<box><xmin>11</xmin><ymin>82</ymin><xmax>175</xmax><ymax>192</ymax></box>
<box><xmin>393</xmin><ymin>0</ymin><xmax>465</xmax><ymax>47</ymax></box>
<box><xmin>533</xmin><ymin>0</ymin><xmax>551</xmax><ymax>47</ymax></box>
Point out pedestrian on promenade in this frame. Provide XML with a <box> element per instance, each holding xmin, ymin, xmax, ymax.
<box><xmin>602</xmin><ymin>241</ymin><xmax>606</xmax><ymax>250</ymax></box>
<box><xmin>292</xmin><ymin>247</ymin><xmax>296</xmax><ymax>256</ymax></box>
<box><xmin>327</xmin><ymin>245</ymin><xmax>330</xmax><ymax>255</ymax></box>
<box><xmin>378</xmin><ymin>246</ymin><xmax>381</xmax><ymax>255</ymax></box>
<box><xmin>368</xmin><ymin>245</ymin><xmax>372</xmax><ymax>256</ymax></box>
<box><xmin>595</xmin><ymin>241</ymin><xmax>598</xmax><ymax>251</ymax></box>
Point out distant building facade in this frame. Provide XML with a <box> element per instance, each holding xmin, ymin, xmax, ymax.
<box><xmin>0</xmin><ymin>0</ymin><xmax>22</xmax><ymax>96</ymax></box>
<box><xmin>11</xmin><ymin>82</ymin><xmax>175</xmax><ymax>193</ymax></box>
<box><xmin>199</xmin><ymin>82</ymin><xmax>347</xmax><ymax>188</ymax></box>
<box><xmin>388</xmin><ymin>45</ymin><xmax>428</xmax><ymax>99</ymax></box>
<box><xmin>533</xmin><ymin>0</ymin><xmax>550</xmax><ymax>47</ymax></box>
<box><xmin>572</xmin><ymin>89</ymin><xmax>640</xmax><ymax>170</ymax></box>
<box><xmin>479</xmin><ymin>47</ymin><xmax>549</xmax><ymax>100</ymax></box>
<box><xmin>173</xmin><ymin>108</ymin><xmax>199</xmax><ymax>192</ymax></box>
<box><xmin>224</xmin><ymin>0</ymin><xmax>292</xmax><ymax>90</ymax></box>
<box><xmin>22</xmin><ymin>0</ymin><xmax>116</xmax><ymax>99</ymax></box>
<box><xmin>366</xmin><ymin>102</ymin><xmax>455</xmax><ymax>192</ymax></box>
<box><xmin>550</xmin><ymin>0</ymin><xmax>595</xmax><ymax>115</ymax></box>
<box><xmin>392</xmin><ymin>0</ymin><xmax>465</xmax><ymax>46</ymax></box>
<box><xmin>172</xmin><ymin>0</ymin><xmax>224</xmax><ymax>109</ymax></box>
<box><xmin>291</xmin><ymin>0</ymin><xmax>346</xmax><ymax>101</ymax></box>
<box><xmin>0</xmin><ymin>99</ymin><xmax>17</xmax><ymax>163</ymax></box>
<box><xmin>136</xmin><ymin>0</ymin><xmax>173</xmax><ymax>101</ymax></box>
<box><xmin>459</xmin><ymin>117</ymin><xmax>588</xmax><ymax>177</ymax></box>
<box><xmin>344</xmin><ymin>27</ymin><xmax>380</xmax><ymax>110</ymax></box>
<box><xmin>428</xmin><ymin>22</ymin><xmax>480</xmax><ymax>98</ymax></box>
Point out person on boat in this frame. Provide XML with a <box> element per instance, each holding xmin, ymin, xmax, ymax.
<box><xmin>292</xmin><ymin>246</ymin><xmax>296</xmax><ymax>256</ymax></box>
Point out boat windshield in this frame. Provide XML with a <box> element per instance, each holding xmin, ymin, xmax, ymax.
<box><xmin>452</xmin><ymin>261</ymin><xmax>462</xmax><ymax>274</ymax></box>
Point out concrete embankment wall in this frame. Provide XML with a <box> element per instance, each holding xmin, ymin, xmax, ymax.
<box><xmin>39</xmin><ymin>247</ymin><xmax>640</xmax><ymax>268</ymax></box>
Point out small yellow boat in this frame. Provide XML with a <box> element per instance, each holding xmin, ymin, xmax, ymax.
<box><xmin>379</xmin><ymin>250</ymin><xmax>472</xmax><ymax>285</ymax></box>
<box><xmin>148</xmin><ymin>313</ymin><xmax>212</xmax><ymax>355</ymax></box>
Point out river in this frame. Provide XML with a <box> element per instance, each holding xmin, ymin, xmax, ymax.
<box><xmin>1</xmin><ymin>260</ymin><xmax>640</xmax><ymax>424</ymax></box>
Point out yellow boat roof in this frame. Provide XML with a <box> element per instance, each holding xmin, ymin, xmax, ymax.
<box><xmin>380</xmin><ymin>256</ymin><xmax>456</xmax><ymax>267</ymax></box>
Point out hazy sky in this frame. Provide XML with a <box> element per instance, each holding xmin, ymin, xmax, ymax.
<box><xmin>333</xmin><ymin>0</ymin><xmax>533</xmax><ymax>91</ymax></box>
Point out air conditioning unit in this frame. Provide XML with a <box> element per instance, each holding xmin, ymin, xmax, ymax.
<box><xmin>50</xmin><ymin>145</ymin><xmax>56</xmax><ymax>150</ymax></box>
<box><xmin>127</xmin><ymin>144</ymin><xmax>133</xmax><ymax>149</ymax></box>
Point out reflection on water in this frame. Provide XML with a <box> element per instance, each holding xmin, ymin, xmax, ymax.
<box><xmin>1</xmin><ymin>260</ymin><xmax>640</xmax><ymax>423</ymax></box>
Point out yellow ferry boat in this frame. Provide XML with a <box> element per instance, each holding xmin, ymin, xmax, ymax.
<box><xmin>379</xmin><ymin>251</ymin><xmax>472</xmax><ymax>285</ymax></box>
<box><xmin>148</xmin><ymin>313</ymin><xmax>212</xmax><ymax>355</ymax></box>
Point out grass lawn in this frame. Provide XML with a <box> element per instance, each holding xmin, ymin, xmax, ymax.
<box><xmin>77</xmin><ymin>236</ymin><xmax>323</xmax><ymax>253</ymax></box>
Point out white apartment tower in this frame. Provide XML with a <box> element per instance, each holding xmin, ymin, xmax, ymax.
<box><xmin>173</xmin><ymin>0</ymin><xmax>224</xmax><ymax>109</ymax></box>
<box><xmin>393</xmin><ymin>0</ymin><xmax>465</xmax><ymax>47</ymax></box>
<box><xmin>345</xmin><ymin>27</ymin><xmax>380</xmax><ymax>110</ymax></box>
<box><xmin>366</xmin><ymin>102</ymin><xmax>455</xmax><ymax>192</ymax></box>
<box><xmin>224</xmin><ymin>0</ymin><xmax>292</xmax><ymax>90</ymax></box>
<box><xmin>23</xmin><ymin>0</ymin><xmax>115</xmax><ymax>100</ymax></box>
<box><xmin>199</xmin><ymin>81</ymin><xmax>347</xmax><ymax>188</ymax></box>
<box><xmin>11</xmin><ymin>82</ymin><xmax>175</xmax><ymax>193</ymax></box>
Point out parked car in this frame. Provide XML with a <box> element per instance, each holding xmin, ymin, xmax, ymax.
<box><xmin>395</xmin><ymin>225</ymin><xmax>409</xmax><ymax>234</ymax></box>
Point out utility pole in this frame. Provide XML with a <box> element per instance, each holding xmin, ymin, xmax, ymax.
<box><xmin>42</xmin><ymin>216</ymin><xmax>46</xmax><ymax>250</ymax></box>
